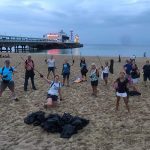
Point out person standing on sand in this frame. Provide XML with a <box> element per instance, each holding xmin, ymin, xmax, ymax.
<box><xmin>123</xmin><ymin>60</ymin><xmax>132</xmax><ymax>79</ymax></box>
<box><xmin>62</xmin><ymin>59</ymin><xmax>71</xmax><ymax>86</ymax></box>
<box><xmin>113</xmin><ymin>72</ymin><xmax>130</xmax><ymax>113</ymax></box>
<box><xmin>80</xmin><ymin>57</ymin><xmax>88</xmax><ymax>81</ymax></box>
<box><xmin>0</xmin><ymin>60</ymin><xmax>18</xmax><ymax>101</ymax></box>
<box><xmin>143</xmin><ymin>60</ymin><xmax>150</xmax><ymax>87</ymax></box>
<box><xmin>130</xmin><ymin>64</ymin><xmax>140</xmax><ymax>92</ymax></box>
<box><xmin>40</xmin><ymin>74</ymin><xmax>62</xmax><ymax>108</ymax></box>
<box><xmin>24</xmin><ymin>55</ymin><xmax>37</xmax><ymax>91</ymax></box>
<box><xmin>45</xmin><ymin>55</ymin><xmax>56</xmax><ymax>79</ymax></box>
<box><xmin>102</xmin><ymin>61</ymin><xmax>109</xmax><ymax>85</ymax></box>
<box><xmin>89</xmin><ymin>63</ymin><xmax>99</xmax><ymax>97</ymax></box>
<box><xmin>109</xmin><ymin>59</ymin><xmax>114</xmax><ymax>74</ymax></box>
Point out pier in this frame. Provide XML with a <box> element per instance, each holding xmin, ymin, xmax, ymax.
<box><xmin>0</xmin><ymin>35</ymin><xmax>83</xmax><ymax>53</ymax></box>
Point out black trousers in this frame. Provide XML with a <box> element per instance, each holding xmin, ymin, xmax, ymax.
<box><xmin>24</xmin><ymin>70</ymin><xmax>35</xmax><ymax>90</ymax></box>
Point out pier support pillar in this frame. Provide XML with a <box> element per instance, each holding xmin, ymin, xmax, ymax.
<box><xmin>9</xmin><ymin>47</ymin><xmax>12</xmax><ymax>53</ymax></box>
<box><xmin>6</xmin><ymin>47</ymin><xmax>8</xmax><ymax>52</ymax></box>
<box><xmin>17</xmin><ymin>45</ymin><xmax>19</xmax><ymax>53</ymax></box>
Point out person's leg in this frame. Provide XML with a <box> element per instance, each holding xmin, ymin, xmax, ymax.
<box><xmin>0</xmin><ymin>82</ymin><xmax>7</xmax><ymax>97</ymax></box>
<box><xmin>81</xmin><ymin>71</ymin><xmax>84</xmax><ymax>81</ymax></box>
<box><xmin>91</xmin><ymin>84</ymin><xmax>94</xmax><ymax>95</ymax></box>
<box><xmin>123</xmin><ymin>97</ymin><xmax>130</xmax><ymax>113</ymax></box>
<box><xmin>52</xmin><ymin>68</ymin><xmax>55</xmax><ymax>78</ymax></box>
<box><xmin>94</xmin><ymin>86</ymin><xmax>98</xmax><ymax>97</ymax></box>
<box><xmin>62</xmin><ymin>74</ymin><xmax>66</xmax><ymax>86</ymax></box>
<box><xmin>67</xmin><ymin>74</ymin><xmax>70</xmax><ymax>86</ymax></box>
<box><xmin>105</xmin><ymin>74</ymin><xmax>108</xmax><ymax>85</ymax></box>
<box><xmin>24</xmin><ymin>73</ymin><xmax>29</xmax><ymax>91</ymax></box>
<box><xmin>143</xmin><ymin>74</ymin><xmax>147</xmax><ymax>87</ymax></box>
<box><xmin>104</xmin><ymin>77</ymin><xmax>107</xmax><ymax>85</ymax></box>
<box><xmin>44</xmin><ymin>98</ymin><xmax>53</xmax><ymax>108</ymax></box>
<box><xmin>31</xmin><ymin>75</ymin><xmax>36</xmax><ymax>90</ymax></box>
<box><xmin>116</xmin><ymin>96</ymin><xmax>120</xmax><ymax>111</ymax></box>
<box><xmin>47</xmin><ymin>68</ymin><xmax>50</xmax><ymax>79</ymax></box>
<box><xmin>8</xmin><ymin>81</ymin><xmax>18</xmax><ymax>100</ymax></box>
<box><xmin>85</xmin><ymin>73</ymin><xmax>87</xmax><ymax>81</ymax></box>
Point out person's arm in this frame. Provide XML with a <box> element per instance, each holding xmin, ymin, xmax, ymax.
<box><xmin>40</xmin><ymin>74</ymin><xmax>51</xmax><ymax>84</ymax></box>
<box><xmin>54</xmin><ymin>60</ymin><xmax>56</xmax><ymax>67</ymax></box>
<box><xmin>126</xmin><ymin>82</ymin><xmax>129</xmax><ymax>89</ymax></box>
<box><xmin>96</xmin><ymin>69</ymin><xmax>99</xmax><ymax>77</ymax></box>
<box><xmin>0</xmin><ymin>69</ymin><xmax>2</xmax><ymax>79</ymax></box>
<box><xmin>113</xmin><ymin>79</ymin><xmax>118</xmax><ymax>89</ymax></box>
<box><xmin>12</xmin><ymin>67</ymin><xmax>17</xmax><ymax>73</ymax></box>
<box><xmin>142</xmin><ymin>65</ymin><xmax>145</xmax><ymax>73</ymax></box>
<box><xmin>59</xmin><ymin>88</ymin><xmax>63</xmax><ymax>100</ymax></box>
<box><xmin>32</xmin><ymin>60</ymin><xmax>35</xmax><ymax>70</ymax></box>
<box><xmin>45</xmin><ymin>59</ymin><xmax>47</xmax><ymax>64</ymax></box>
<box><xmin>24</xmin><ymin>61</ymin><xmax>27</xmax><ymax>70</ymax></box>
<box><xmin>13</xmin><ymin>70</ymin><xmax>18</xmax><ymax>73</ymax></box>
<box><xmin>61</xmin><ymin>64</ymin><xmax>64</xmax><ymax>74</ymax></box>
<box><xmin>80</xmin><ymin>62</ymin><xmax>82</xmax><ymax>68</ymax></box>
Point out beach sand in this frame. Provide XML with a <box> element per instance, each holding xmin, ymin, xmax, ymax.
<box><xmin>0</xmin><ymin>53</ymin><xmax>150</xmax><ymax>150</ymax></box>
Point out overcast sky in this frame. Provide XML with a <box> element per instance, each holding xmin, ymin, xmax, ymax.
<box><xmin>0</xmin><ymin>0</ymin><xmax>150</xmax><ymax>45</ymax></box>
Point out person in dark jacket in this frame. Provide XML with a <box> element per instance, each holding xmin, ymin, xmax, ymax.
<box><xmin>80</xmin><ymin>57</ymin><xmax>88</xmax><ymax>81</ymax></box>
<box><xmin>24</xmin><ymin>55</ymin><xmax>36</xmax><ymax>91</ymax></box>
<box><xmin>143</xmin><ymin>60</ymin><xmax>150</xmax><ymax>87</ymax></box>
<box><xmin>130</xmin><ymin>64</ymin><xmax>140</xmax><ymax>91</ymax></box>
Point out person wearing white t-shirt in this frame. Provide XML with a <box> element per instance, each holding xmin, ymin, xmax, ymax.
<box><xmin>45</xmin><ymin>55</ymin><xmax>55</xmax><ymax>79</ymax></box>
<box><xmin>102</xmin><ymin>61</ymin><xmax>109</xmax><ymax>85</ymax></box>
<box><xmin>40</xmin><ymin>74</ymin><xmax>62</xmax><ymax>108</ymax></box>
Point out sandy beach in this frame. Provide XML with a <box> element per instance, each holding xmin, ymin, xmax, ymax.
<box><xmin>0</xmin><ymin>53</ymin><xmax>150</xmax><ymax>150</ymax></box>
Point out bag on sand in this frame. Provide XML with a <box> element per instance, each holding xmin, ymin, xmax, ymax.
<box><xmin>128</xmin><ymin>91</ymin><xmax>141</xmax><ymax>96</ymax></box>
<box><xmin>24</xmin><ymin>112</ymin><xmax>89</xmax><ymax>139</ymax></box>
<box><xmin>24</xmin><ymin>111</ymin><xmax>45</xmax><ymax>126</ymax></box>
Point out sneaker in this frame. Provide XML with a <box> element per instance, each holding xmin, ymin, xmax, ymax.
<box><xmin>33</xmin><ymin>87</ymin><xmax>37</xmax><ymax>90</ymax></box>
<box><xmin>14</xmin><ymin>98</ymin><xmax>19</xmax><ymax>102</ymax></box>
<box><xmin>44</xmin><ymin>104</ymin><xmax>48</xmax><ymax>109</ymax></box>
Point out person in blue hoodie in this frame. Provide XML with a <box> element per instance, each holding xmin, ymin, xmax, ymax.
<box><xmin>62</xmin><ymin>59</ymin><xmax>71</xmax><ymax>86</ymax></box>
<box><xmin>0</xmin><ymin>59</ymin><xmax>18</xmax><ymax>101</ymax></box>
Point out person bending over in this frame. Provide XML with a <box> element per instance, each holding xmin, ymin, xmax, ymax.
<box><xmin>89</xmin><ymin>63</ymin><xmax>99</xmax><ymax>97</ymax></box>
<box><xmin>114</xmin><ymin>72</ymin><xmax>130</xmax><ymax>113</ymax></box>
<box><xmin>0</xmin><ymin>59</ymin><xmax>18</xmax><ymax>101</ymax></box>
<box><xmin>40</xmin><ymin>74</ymin><xmax>62</xmax><ymax>108</ymax></box>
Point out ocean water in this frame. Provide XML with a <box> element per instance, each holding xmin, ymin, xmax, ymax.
<box><xmin>42</xmin><ymin>44</ymin><xmax>150</xmax><ymax>57</ymax></box>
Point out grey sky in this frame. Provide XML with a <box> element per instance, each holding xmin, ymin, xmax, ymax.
<box><xmin>0</xmin><ymin>0</ymin><xmax>150</xmax><ymax>45</ymax></box>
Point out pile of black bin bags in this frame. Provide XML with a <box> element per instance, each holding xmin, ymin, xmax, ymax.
<box><xmin>24</xmin><ymin>111</ymin><xmax>89</xmax><ymax>138</ymax></box>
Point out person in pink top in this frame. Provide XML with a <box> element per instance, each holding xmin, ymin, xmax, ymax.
<box><xmin>24</xmin><ymin>55</ymin><xmax>36</xmax><ymax>91</ymax></box>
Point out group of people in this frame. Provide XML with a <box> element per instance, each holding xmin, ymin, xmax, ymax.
<box><xmin>0</xmin><ymin>54</ymin><xmax>150</xmax><ymax>113</ymax></box>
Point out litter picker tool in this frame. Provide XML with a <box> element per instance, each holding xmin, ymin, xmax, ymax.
<box><xmin>71</xmin><ymin>49</ymin><xmax>75</xmax><ymax>65</ymax></box>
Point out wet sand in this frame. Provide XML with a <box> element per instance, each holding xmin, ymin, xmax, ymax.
<box><xmin>0</xmin><ymin>53</ymin><xmax>150</xmax><ymax>150</ymax></box>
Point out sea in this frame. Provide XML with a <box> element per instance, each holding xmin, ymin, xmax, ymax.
<box><xmin>38</xmin><ymin>44</ymin><xmax>150</xmax><ymax>58</ymax></box>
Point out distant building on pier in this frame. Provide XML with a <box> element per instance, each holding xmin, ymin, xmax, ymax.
<box><xmin>43</xmin><ymin>30</ymin><xmax>70</xmax><ymax>42</ymax></box>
